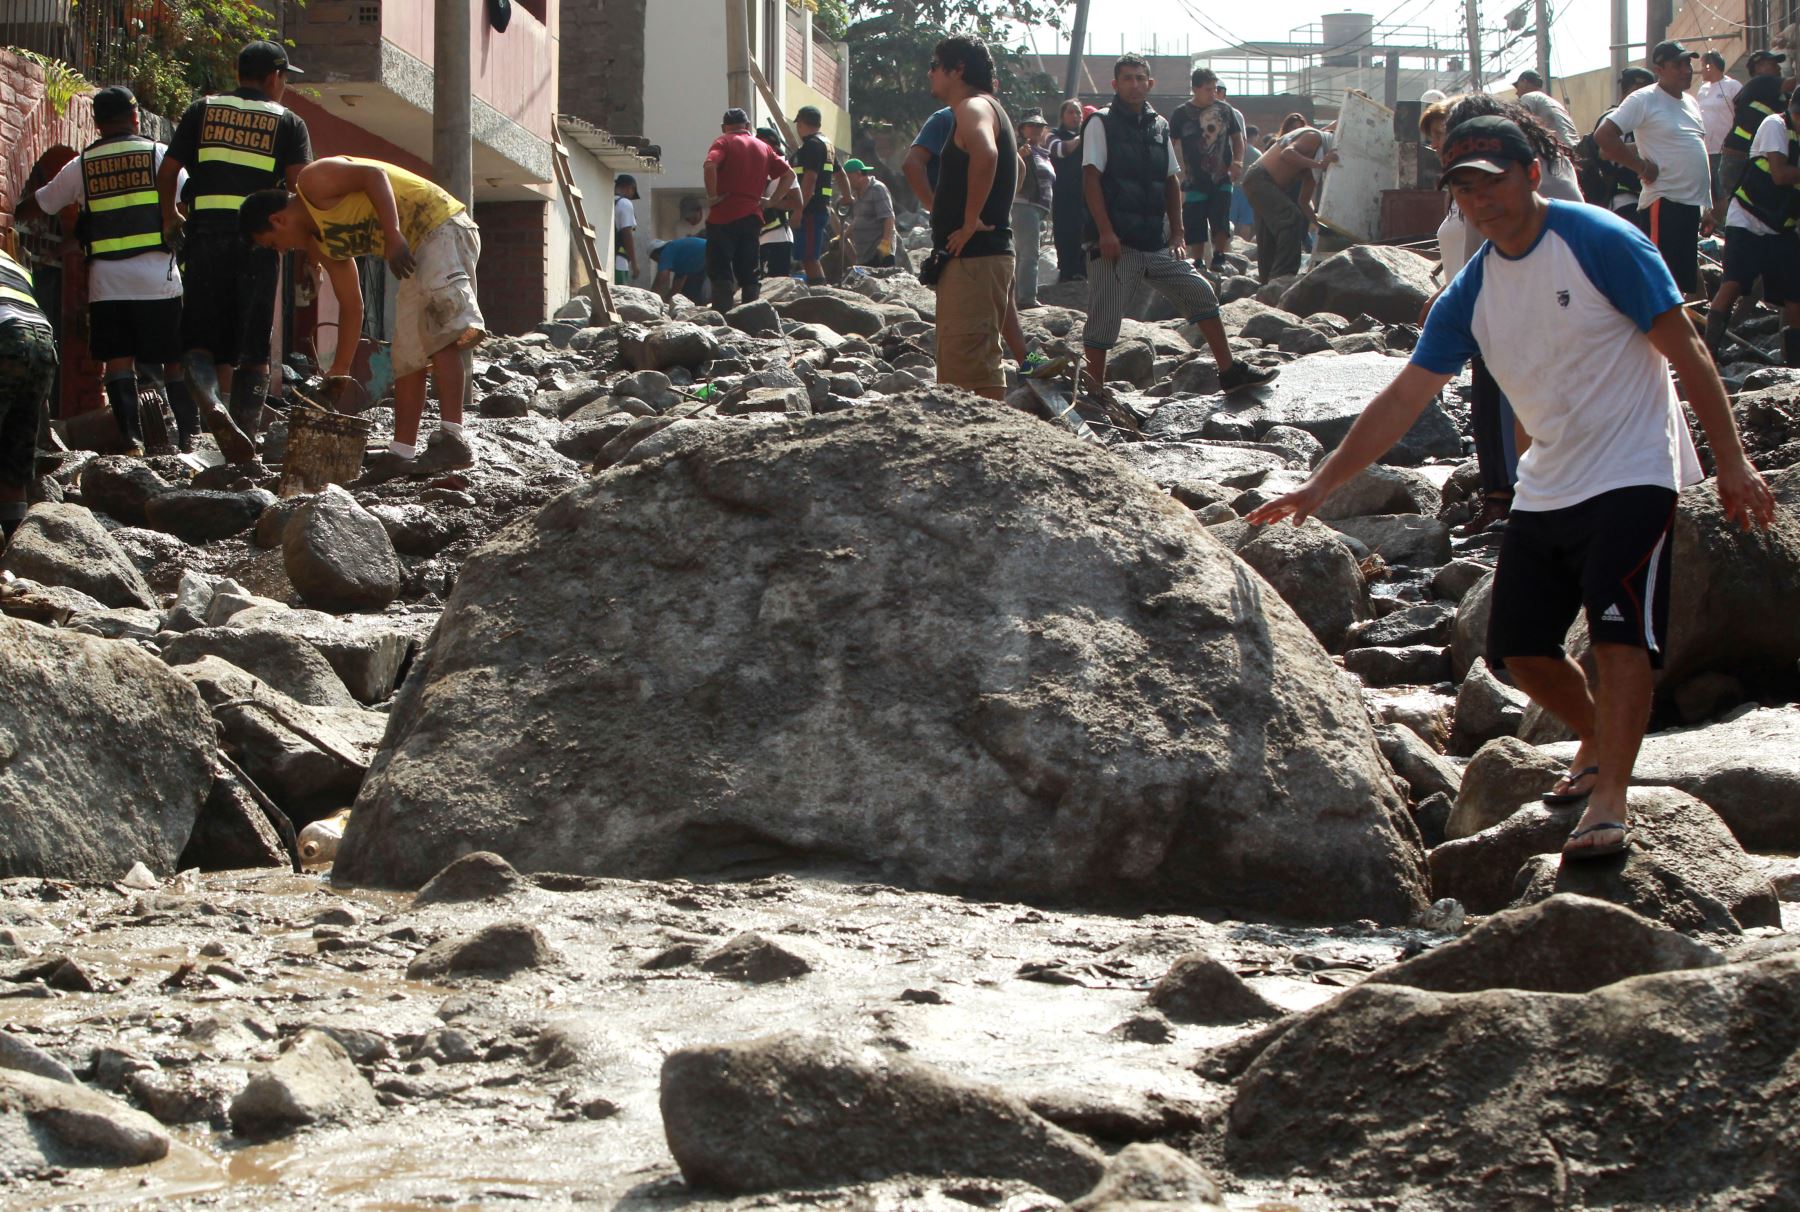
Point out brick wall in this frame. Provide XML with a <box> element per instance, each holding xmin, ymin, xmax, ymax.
<box><xmin>474</xmin><ymin>200</ymin><xmax>548</xmax><ymax>336</ymax></box>
<box><xmin>0</xmin><ymin>50</ymin><xmax>98</xmax><ymax>233</ymax></box>
<box><xmin>560</xmin><ymin>0</ymin><xmax>646</xmax><ymax>137</ymax></box>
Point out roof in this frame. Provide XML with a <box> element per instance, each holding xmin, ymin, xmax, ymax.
<box><xmin>557</xmin><ymin>114</ymin><xmax>662</xmax><ymax>173</ymax></box>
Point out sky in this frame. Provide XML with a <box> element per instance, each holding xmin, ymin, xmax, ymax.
<box><xmin>1017</xmin><ymin>0</ymin><xmax>1634</xmax><ymax>90</ymax></box>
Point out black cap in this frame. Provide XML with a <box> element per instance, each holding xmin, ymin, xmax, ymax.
<box><xmin>1748</xmin><ymin>49</ymin><xmax>1787</xmax><ymax>68</ymax></box>
<box><xmin>1702</xmin><ymin>50</ymin><xmax>1726</xmax><ymax>68</ymax></box>
<box><xmin>1437</xmin><ymin>115</ymin><xmax>1536</xmax><ymax>188</ymax></box>
<box><xmin>1650</xmin><ymin>40</ymin><xmax>1698</xmax><ymax>66</ymax></box>
<box><xmin>1018</xmin><ymin>107</ymin><xmax>1048</xmax><ymax>127</ymax></box>
<box><xmin>795</xmin><ymin>105</ymin><xmax>822</xmax><ymax>126</ymax></box>
<box><xmin>239</xmin><ymin>39</ymin><xmax>302</xmax><ymax>79</ymax></box>
<box><xmin>1620</xmin><ymin>66</ymin><xmax>1655</xmax><ymax>90</ymax></box>
<box><xmin>1513</xmin><ymin>69</ymin><xmax>1544</xmax><ymax>89</ymax></box>
<box><xmin>721</xmin><ymin>107</ymin><xmax>751</xmax><ymax>127</ymax></box>
<box><xmin>616</xmin><ymin>173</ymin><xmax>637</xmax><ymax>189</ymax></box>
<box><xmin>91</xmin><ymin>85</ymin><xmax>136</xmax><ymax>123</ymax></box>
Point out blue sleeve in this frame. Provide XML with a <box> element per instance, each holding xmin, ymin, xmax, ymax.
<box><xmin>1410</xmin><ymin>250</ymin><xmax>1486</xmax><ymax>375</ymax></box>
<box><xmin>1550</xmin><ymin>201</ymin><xmax>1682</xmax><ymax>332</ymax></box>
<box><xmin>912</xmin><ymin>110</ymin><xmax>953</xmax><ymax>155</ymax></box>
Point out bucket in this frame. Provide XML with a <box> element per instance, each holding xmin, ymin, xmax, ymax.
<box><xmin>278</xmin><ymin>405</ymin><xmax>372</xmax><ymax>498</ymax></box>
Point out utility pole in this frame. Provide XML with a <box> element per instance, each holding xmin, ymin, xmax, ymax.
<box><xmin>725</xmin><ymin>0</ymin><xmax>753</xmax><ymax>115</ymax></box>
<box><xmin>1611</xmin><ymin>0</ymin><xmax>1628</xmax><ymax>76</ymax></box>
<box><xmin>1534</xmin><ymin>0</ymin><xmax>1551</xmax><ymax>87</ymax></box>
<box><xmin>1065</xmin><ymin>0</ymin><xmax>1092</xmax><ymax>102</ymax></box>
<box><xmin>1465</xmin><ymin>0</ymin><xmax>1483</xmax><ymax>90</ymax></box>
<box><xmin>433</xmin><ymin>0</ymin><xmax>472</xmax><ymax>207</ymax></box>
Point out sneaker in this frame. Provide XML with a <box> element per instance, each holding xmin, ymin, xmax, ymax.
<box><xmin>1021</xmin><ymin>350</ymin><xmax>1052</xmax><ymax>376</ymax></box>
<box><xmin>355</xmin><ymin>450</ymin><xmax>417</xmax><ymax>486</ymax></box>
<box><xmin>1219</xmin><ymin>362</ymin><xmax>1280</xmax><ymax>394</ymax></box>
<box><xmin>411</xmin><ymin>428</ymin><xmax>475</xmax><ymax>475</ymax></box>
<box><xmin>1210</xmin><ymin>253</ymin><xmax>1231</xmax><ymax>273</ymax></box>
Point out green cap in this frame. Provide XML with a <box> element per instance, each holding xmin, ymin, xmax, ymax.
<box><xmin>843</xmin><ymin>158</ymin><xmax>870</xmax><ymax>174</ymax></box>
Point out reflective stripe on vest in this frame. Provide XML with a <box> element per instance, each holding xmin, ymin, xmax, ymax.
<box><xmin>0</xmin><ymin>250</ymin><xmax>44</xmax><ymax>315</ymax></box>
<box><xmin>1732</xmin><ymin>117</ymin><xmax>1800</xmax><ymax>230</ymax></box>
<box><xmin>193</xmin><ymin>195</ymin><xmax>248</xmax><ymax>211</ymax></box>
<box><xmin>80</xmin><ymin>134</ymin><xmax>167</xmax><ymax>260</ymax></box>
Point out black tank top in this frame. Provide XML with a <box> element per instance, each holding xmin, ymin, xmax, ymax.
<box><xmin>932</xmin><ymin>95</ymin><xmax>1016</xmax><ymax>257</ymax></box>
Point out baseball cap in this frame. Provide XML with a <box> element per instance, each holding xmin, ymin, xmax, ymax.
<box><xmin>616</xmin><ymin>173</ymin><xmax>637</xmax><ymax>190</ymax></box>
<box><xmin>842</xmin><ymin>158</ymin><xmax>870</xmax><ymax>174</ymax></box>
<box><xmin>1437</xmin><ymin>115</ymin><xmax>1536</xmax><ymax>188</ymax></box>
<box><xmin>1620</xmin><ymin>66</ymin><xmax>1655</xmax><ymax>89</ymax></box>
<box><xmin>721</xmin><ymin>107</ymin><xmax>751</xmax><ymax>127</ymax></box>
<box><xmin>1512</xmin><ymin>69</ymin><xmax>1544</xmax><ymax>89</ymax></box>
<box><xmin>239</xmin><ymin>39</ymin><xmax>302</xmax><ymax>78</ymax></box>
<box><xmin>91</xmin><ymin>85</ymin><xmax>137</xmax><ymax>123</ymax></box>
<box><xmin>1702</xmin><ymin>50</ymin><xmax>1726</xmax><ymax>68</ymax></box>
<box><xmin>1748</xmin><ymin>49</ymin><xmax>1787</xmax><ymax>68</ymax></box>
<box><xmin>1018</xmin><ymin>108</ymin><xmax>1049</xmax><ymax>127</ymax></box>
<box><xmin>1650</xmin><ymin>40</ymin><xmax>1698</xmax><ymax>66</ymax></box>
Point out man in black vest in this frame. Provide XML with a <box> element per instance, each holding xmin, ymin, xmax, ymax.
<box><xmin>18</xmin><ymin>87</ymin><xmax>197</xmax><ymax>453</ymax></box>
<box><xmin>0</xmin><ymin>247</ymin><xmax>56</xmax><ymax>544</ymax></box>
<box><xmin>1712</xmin><ymin>49</ymin><xmax>1787</xmax><ymax>230</ymax></box>
<box><xmin>158</xmin><ymin>41</ymin><xmax>312</xmax><ymax>462</ymax></box>
<box><xmin>1706</xmin><ymin>87</ymin><xmax>1800</xmax><ymax>362</ymax></box>
<box><xmin>1081</xmin><ymin>55</ymin><xmax>1277</xmax><ymax>395</ymax></box>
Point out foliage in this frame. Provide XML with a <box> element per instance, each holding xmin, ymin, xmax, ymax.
<box><xmin>812</xmin><ymin>0</ymin><xmax>851</xmax><ymax>40</ymax></box>
<box><xmin>4</xmin><ymin>47</ymin><xmax>93</xmax><ymax>116</ymax></box>
<box><xmin>844</xmin><ymin>0</ymin><xmax>1065</xmax><ymax>152</ymax></box>
<box><xmin>82</xmin><ymin>0</ymin><xmax>296</xmax><ymax>119</ymax></box>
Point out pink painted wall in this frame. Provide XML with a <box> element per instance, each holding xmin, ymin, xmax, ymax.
<box><xmin>382</xmin><ymin>0</ymin><xmax>557</xmax><ymax>141</ymax></box>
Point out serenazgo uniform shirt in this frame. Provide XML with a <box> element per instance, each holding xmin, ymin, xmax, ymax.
<box><xmin>1725</xmin><ymin>111</ymin><xmax>1794</xmax><ymax>236</ymax></box>
<box><xmin>34</xmin><ymin>146</ymin><xmax>185</xmax><ymax>301</ymax></box>
<box><xmin>1411</xmin><ymin>200</ymin><xmax>1702</xmax><ymax>513</ymax></box>
<box><xmin>1607</xmin><ymin>84</ymin><xmax>1713</xmax><ymax>208</ymax></box>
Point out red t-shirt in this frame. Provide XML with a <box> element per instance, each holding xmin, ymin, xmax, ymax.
<box><xmin>705</xmin><ymin>132</ymin><xmax>789</xmax><ymax>225</ymax></box>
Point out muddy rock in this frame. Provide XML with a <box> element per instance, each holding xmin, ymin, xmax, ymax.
<box><xmin>404</xmin><ymin>920</ymin><xmax>557</xmax><ymax>979</ymax></box>
<box><xmin>1068</xmin><ymin>1143</ymin><xmax>1226</xmax><ymax>1211</ymax></box>
<box><xmin>1226</xmin><ymin>956</ymin><xmax>1800</xmax><ymax>1209</ymax></box>
<box><xmin>77</xmin><ymin>457</ymin><xmax>171</xmax><ymax>527</ymax></box>
<box><xmin>724</xmin><ymin>299</ymin><xmax>781</xmax><ymax>336</ymax></box>
<box><xmin>228</xmin><ymin>1029</ymin><xmax>379</xmax><ymax>1138</ymax></box>
<box><xmin>144</xmin><ymin>488</ymin><xmax>272</xmax><ymax>544</ymax></box>
<box><xmin>1509</xmin><ymin>789</ymin><xmax>1781</xmax><ymax>934</ymax></box>
<box><xmin>1146</xmin><ymin>952</ymin><xmax>1279</xmax><ymax>1024</ymax></box>
<box><xmin>1369</xmin><ymin>894</ymin><xmax>1722</xmax><ymax>994</ymax></box>
<box><xmin>0</xmin><ymin>1031</ymin><xmax>76</xmax><ymax>1084</ymax></box>
<box><xmin>1343</xmin><ymin>644</ymin><xmax>1451</xmax><ymax>687</ymax></box>
<box><xmin>0</xmin><ymin>502</ymin><xmax>156</xmax><ymax>609</ymax></box>
<box><xmin>1450</xmin><ymin>568</ymin><xmax>1494</xmax><ymax>679</ymax></box>
<box><xmin>0</xmin><ymin>1067</ymin><xmax>171</xmax><ymax>1166</ymax></box>
<box><xmin>1376</xmin><ymin>723</ymin><xmax>1461</xmax><ymax>802</ymax></box>
<box><xmin>282</xmin><ymin>486</ymin><xmax>401</xmax><ymax>614</ymax></box>
<box><xmin>412</xmin><ymin>851</ymin><xmax>526</xmax><ymax>905</ymax></box>
<box><xmin>1327</xmin><ymin>514</ymin><xmax>1451</xmax><ymax>568</ymax></box>
<box><xmin>777</xmin><ymin>292</ymin><xmax>886</xmax><ymax>337</ymax></box>
<box><xmin>338</xmin><ymin>394</ymin><xmax>1427</xmax><ymax>924</ymax></box>
<box><xmin>1232</xmin><ymin>519</ymin><xmax>1370</xmax><ymax>652</ymax></box>
<box><xmin>1</xmin><ymin>617</ymin><xmax>213</xmax><ymax>880</ymax></box>
<box><xmin>1277</xmin><ymin>245</ymin><xmax>1437</xmax><ymax>325</ymax></box>
<box><xmin>659</xmin><ymin>1032</ymin><xmax>1107</xmax><ymax>1198</ymax></box>
<box><xmin>177</xmin><ymin>761</ymin><xmax>291</xmax><ymax>872</ymax></box>
<box><xmin>620</xmin><ymin>322</ymin><xmax>719</xmax><ymax>371</ymax></box>
<box><xmin>1346</xmin><ymin>601</ymin><xmax>1455</xmax><ymax>649</ymax></box>
<box><xmin>223</xmin><ymin>605</ymin><xmax>422</xmax><ymax>705</ymax></box>
<box><xmin>697</xmin><ymin>932</ymin><xmax>815</xmax><ymax>983</ymax></box>
<box><xmin>1429</xmin><ymin>801</ymin><xmax>1581</xmax><ymax>914</ymax></box>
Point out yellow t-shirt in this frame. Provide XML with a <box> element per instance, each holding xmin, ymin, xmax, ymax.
<box><xmin>300</xmin><ymin>157</ymin><xmax>464</xmax><ymax>261</ymax></box>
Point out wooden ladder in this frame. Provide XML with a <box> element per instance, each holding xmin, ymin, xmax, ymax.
<box><xmin>552</xmin><ymin>130</ymin><xmax>621</xmax><ymax>323</ymax></box>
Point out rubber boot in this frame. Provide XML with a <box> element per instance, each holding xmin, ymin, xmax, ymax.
<box><xmin>164</xmin><ymin>378</ymin><xmax>200</xmax><ymax>452</ymax></box>
<box><xmin>1704</xmin><ymin>308</ymin><xmax>1731</xmax><ymax>361</ymax></box>
<box><xmin>103</xmin><ymin>372</ymin><xmax>144</xmax><ymax>452</ymax></box>
<box><xmin>710</xmin><ymin>279</ymin><xmax>737</xmax><ymax>313</ymax></box>
<box><xmin>229</xmin><ymin>366</ymin><xmax>270</xmax><ymax>440</ymax></box>
<box><xmin>184</xmin><ymin>351</ymin><xmax>254</xmax><ymax>464</ymax></box>
<box><xmin>1784</xmin><ymin>328</ymin><xmax>1800</xmax><ymax>368</ymax></box>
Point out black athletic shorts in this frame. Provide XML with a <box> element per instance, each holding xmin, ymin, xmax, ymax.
<box><xmin>1487</xmin><ymin>484</ymin><xmax>1679</xmax><ymax>670</ymax></box>
<box><xmin>1720</xmin><ymin>226</ymin><xmax>1800</xmax><ymax>304</ymax></box>
<box><xmin>89</xmin><ymin>297</ymin><xmax>182</xmax><ymax>363</ymax></box>
<box><xmin>1182</xmin><ymin>188</ymin><xmax>1233</xmax><ymax>243</ymax></box>
<box><xmin>1643</xmin><ymin>198</ymin><xmax>1700</xmax><ymax>294</ymax></box>
<box><xmin>180</xmin><ymin>227</ymin><xmax>279</xmax><ymax>366</ymax></box>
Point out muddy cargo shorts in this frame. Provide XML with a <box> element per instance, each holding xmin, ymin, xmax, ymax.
<box><xmin>392</xmin><ymin>212</ymin><xmax>486</xmax><ymax>379</ymax></box>
<box><xmin>0</xmin><ymin>320</ymin><xmax>57</xmax><ymax>487</ymax></box>
<box><xmin>934</xmin><ymin>251</ymin><xmax>1015</xmax><ymax>394</ymax></box>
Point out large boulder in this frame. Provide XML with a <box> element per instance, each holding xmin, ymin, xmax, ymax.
<box><xmin>776</xmin><ymin>291</ymin><xmax>887</xmax><ymax>337</ymax></box>
<box><xmin>336</xmin><ymin>394</ymin><xmax>1428</xmax><ymax>923</ymax></box>
<box><xmin>0</xmin><ymin>617</ymin><xmax>213</xmax><ymax>880</ymax></box>
<box><xmin>160</xmin><ymin>626</ymin><xmax>359</xmax><ymax>709</ymax></box>
<box><xmin>1277</xmin><ymin>245</ymin><xmax>1436</xmax><ymax>324</ymax></box>
<box><xmin>282</xmin><ymin>486</ymin><xmax>401</xmax><ymax>614</ymax></box>
<box><xmin>1445</xmin><ymin>735</ymin><xmax>1566</xmax><ymax>839</ymax></box>
<box><xmin>659</xmin><ymin>1033</ymin><xmax>1106</xmax><ymax>1198</ymax></box>
<box><xmin>1227</xmin><ymin>955</ymin><xmax>1800</xmax><ymax>1209</ymax></box>
<box><xmin>77</xmin><ymin>456</ymin><xmax>170</xmax><ymax>527</ymax></box>
<box><xmin>1233</xmin><ymin>519</ymin><xmax>1370</xmax><ymax>652</ymax></box>
<box><xmin>0</xmin><ymin>503</ymin><xmax>155</xmax><ymax>610</ymax></box>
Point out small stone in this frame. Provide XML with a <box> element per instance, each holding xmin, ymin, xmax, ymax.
<box><xmin>119</xmin><ymin>861</ymin><xmax>159</xmax><ymax>890</ymax></box>
<box><xmin>413</xmin><ymin>1027</ymin><xmax>482</xmax><ymax>1065</ymax></box>
<box><xmin>697</xmin><ymin>932</ymin><xmax>814</xmax><ymax>984</ymax></box>
<box><xmin>413</xmin><ymin>851</ymin><xmax>525</xmax><ymax>906</ymax></box>
<box><xmin>405</xmin><ymin>921</ymin><xmax>557</xmax><ymax>980</ymax></box>
<box><xmin>1147</xmin><ymin>953</ymin><xmax>1280</xmax><ymax>1024</ymax></box>
<box><xmin>0</xmin><ymin>1030</ymin><xmax>76</xmax><ymax>1083</ymax></box>
<box><xmin>899</xmin><ymin>987</ymin><xmax>947</xmax><ymax>1005</ymax></box>
<box><xmin>229</xmin><ymin>1030</ymin><xmax>380</xmax><ymax>1137</ymax></box>
<box><xmin>1108</xmin><ymin>1011</ymin><xmax>1176</xmax><ymax>1044</ymax></box>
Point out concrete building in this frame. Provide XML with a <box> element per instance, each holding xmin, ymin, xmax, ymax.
<box><xmin>561</xmin><ymin>0</ymin><xmax>852</xmax><ymax>288</ymax></box>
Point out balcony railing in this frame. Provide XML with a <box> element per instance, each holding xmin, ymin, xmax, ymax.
<box><xmin>0</xmin><ymin>0</ymin><xmax>172</xmax><ymax>83</ymax></box>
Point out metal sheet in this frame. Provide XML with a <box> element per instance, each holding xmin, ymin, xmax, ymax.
<box><xmin>1318</xmin><ymin>90</ymin><xmax>1400</xmax><ymax>244</ymax></box>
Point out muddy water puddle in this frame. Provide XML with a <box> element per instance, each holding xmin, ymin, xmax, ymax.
<box><xmin>4</xmin><ymin>868</ymin><xmax>1431</xmax><ymax>1210</ymax></box>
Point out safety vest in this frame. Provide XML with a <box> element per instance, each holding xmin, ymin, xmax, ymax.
<box><xmin>801</xmin><ymin>134</ymin><xmax>836</xmax><ymax>208</ymax></box>
<box><xmin>1733</xmin><ymin>114</ymin><xmax>1800</xmax><ymax>231</ymax></box>
<box><xmin>0</xmin><ymin>249</ymin><xmax>47</xmax><ymax>321</ymax></box>
<box><xmin>80</xmin><ymin>134</ymin><xmax>167</xmax><ymax>259</ymax></box>
<box><xmin>189</xmin><ymin>91</ymin><xmax>289</xmax><ymax>218</ymax></box>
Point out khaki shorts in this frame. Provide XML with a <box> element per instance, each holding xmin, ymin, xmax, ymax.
<box><xmin>934</xmin><ymin>252</ymin><xmax>1014</xmax><ymax>394</ymax></box>
<box><xmin>392</xmin><ymin>211</ymin><xmax>486</xmax><ymax>378</ymax></box>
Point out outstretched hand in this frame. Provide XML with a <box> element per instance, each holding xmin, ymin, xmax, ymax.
<box><xmin>945</xmin><ymin>219</ymin><xmax>994</xmax><ymax>256</ymax></box>
<box><xmin>1716</xmin><ymin>459</ymin><xmax>1777</xmax><ymax>531</ymax></box>
<box><xmin>1245</xmin><ymin>479</ymin><xmax>1331</xmax><ymax>527</ymax></box>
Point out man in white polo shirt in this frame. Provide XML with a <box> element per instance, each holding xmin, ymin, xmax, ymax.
<box><xmin>1596</xmin><ymin>40</ymin><xmax>1714</xmax><ymax>298</ymax></box>
<box><xmin>1696</xmin><ymin>50</ymin><xmax>1743</xmax><ymax>204</ymax></box>
<box><xmin>1249</xmin><ymin>116</ymin><xmax>1776</xmax><ymax>861</ymax></box>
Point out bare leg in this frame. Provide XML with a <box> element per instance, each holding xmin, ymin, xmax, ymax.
<box><xmin>1563</xmin><ymin>643</ymin><xmax>1654</xmax><ymax>852</ymax></box>
<box><xmin>1504</xmin><ymin>652</ymin><xmax>1598</xmax><ymax>798</ymax></box>
<box><xmin>1003</xmin><ymin>295</ymin><xmax>1028</xmax><ymax>363</ymax></box>
<box><xmin>429</xmin><ymin>345</ymin><xmax>471</xmax><ymax>428</ymax></box>
<box><xmin>1082</xmin><ymin>347</ymin><xmax>1107</xmax><ymax>392</ymax></box>
<box><xmin>391</xmin><ymin>368</ymin><xmax>429</xmax><ymax>449</ymax></box>
<box><xmin>1193</xmin><ymin>316</ymin><xmax>1237</xmax><ymax>372</ymax></box>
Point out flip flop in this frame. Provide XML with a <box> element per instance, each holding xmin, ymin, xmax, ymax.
<box><xmin>1562</xmin><ymin>821</ymin><xmax>1631</xmax><ymax>860</ymax></box>
<box><xmin>1542</xmin><ymin>765</ymin><xmax>1600</xmax><ymax>806</ymax></box>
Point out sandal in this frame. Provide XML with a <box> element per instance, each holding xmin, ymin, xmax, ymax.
<box><xmin>1542</xmin><ymin>765</ymin><xmax>1599</xmax><ymax>806</ymax></box>
<box><xmin>1562</xmin><ymin>821</ymin><xmax>1631</xmax><ymax>859</ymax></box>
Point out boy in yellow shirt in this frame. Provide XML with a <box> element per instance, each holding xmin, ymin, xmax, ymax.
<box><xmin>240</xmin><ymin>156</ymin><xmax>485</xmax><ymax>477</ymax></box>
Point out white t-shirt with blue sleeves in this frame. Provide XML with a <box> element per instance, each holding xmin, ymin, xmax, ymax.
<box><xmin>1412</xmin><ymin>200</ymin><xmax>1703</xmax><ymax>513</ymax></box>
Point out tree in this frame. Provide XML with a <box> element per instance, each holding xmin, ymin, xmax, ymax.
<box><xmin>80</xmin><ymin>0</ymin><xmax>292</xmax><ymax>119</ymax></box>
<box><xmin>844</xmin><ymin>1</ymin><xmax>1064</xmax><ymax>150</ymax></box>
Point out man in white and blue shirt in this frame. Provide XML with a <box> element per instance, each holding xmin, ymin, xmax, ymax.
<box><xmin>1250</xmin><ymin>115</ymin><xmax>1776</xmax><ymax>861</ymax></box>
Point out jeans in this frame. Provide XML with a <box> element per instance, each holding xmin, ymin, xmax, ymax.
<box><xmin>705</xmin><ymin>214</ymin><xmax>764</xmax><ymax>311</ymax></box>
<box><xmin>1243</xmin><ymin>164</ymin><xmax>1308</xmax><ymax>283</ymax></box>
<box><xmin>1052</xmin><ymin>187</ymin><xmax>1087</xmax><ymax>281</ymax></box>
<box><xmin>1470</xmin><ymin>355</ymin><xmax>1518</xmax><ymax>497</ymax></box>
<box><xmin>1012</xmin><ymin>203</ymin><xmax>1047</xmax><ymax>307</ymax></box>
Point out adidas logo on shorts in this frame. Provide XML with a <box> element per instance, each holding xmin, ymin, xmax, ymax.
<box><xmin>1601</xmin><ymin>604</ymin><xmax>1624</xmax><ymax>622</ymax></box>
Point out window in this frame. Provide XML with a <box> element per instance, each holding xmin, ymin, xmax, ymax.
<box><xmin>515</xmin><ymin>0</ymin><xmax>548</xmax><ymax>21</ymax></box>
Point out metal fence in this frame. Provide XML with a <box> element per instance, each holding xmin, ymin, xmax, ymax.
<box><xmin>0</xmin><ymin>0</ymin><xmax>171</xmax><ymax>82</ymax></box>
